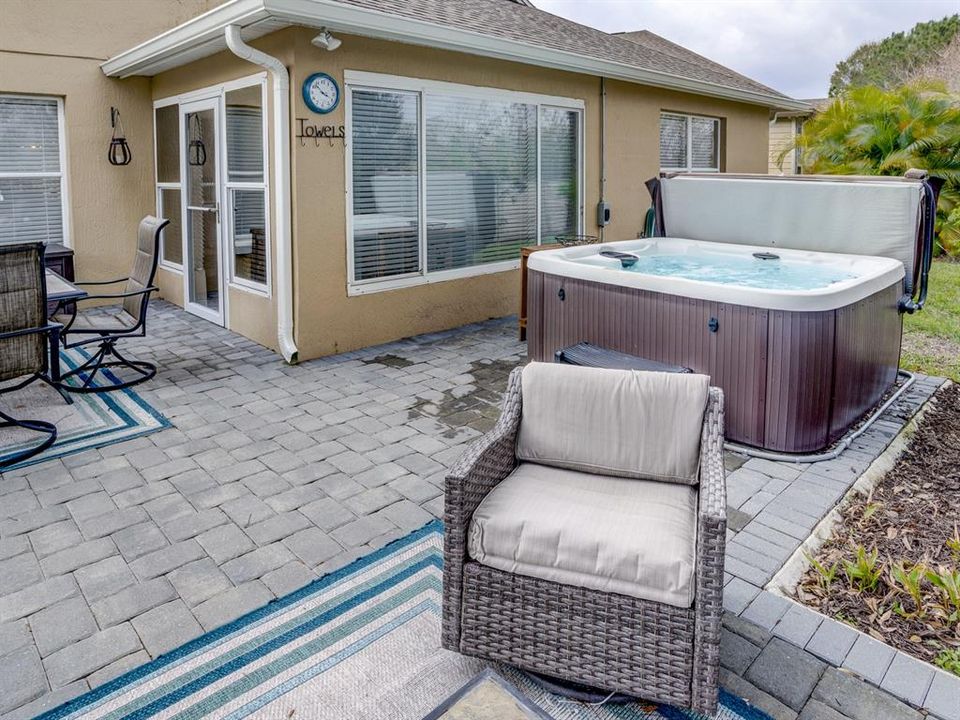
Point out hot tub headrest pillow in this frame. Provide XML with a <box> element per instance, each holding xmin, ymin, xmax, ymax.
<box><xmin>516</xmin><ymin>363</ymin><xmax>710</xmax><ymax>485</ymax></box>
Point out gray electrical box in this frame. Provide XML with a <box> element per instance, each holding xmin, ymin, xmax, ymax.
<box><xmin>597</xmin><ymin>201</ymin><xmax>611</xmax><ymax>227</ymax></box>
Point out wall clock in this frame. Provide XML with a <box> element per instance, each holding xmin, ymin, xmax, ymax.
<box><xmin>302</xmin><ymin>72</ymin><xmax>340</xmax><ymax>114</ymax></box>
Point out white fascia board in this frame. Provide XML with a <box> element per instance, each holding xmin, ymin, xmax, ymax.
<box><xmin>100</xmin><ymin>0</ymin><xmax>270</xmax><ymax>78</ymax></box>
<box><xmin>101</xmin><ymin>0</ymin><xmax>810</xmax><ymax>111</ymax></box>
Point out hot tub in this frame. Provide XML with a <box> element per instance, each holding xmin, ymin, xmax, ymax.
<box><xmin>525</xmin><ymin>173</ymin><xmax>938</xmax><ymax>453</ymax></box>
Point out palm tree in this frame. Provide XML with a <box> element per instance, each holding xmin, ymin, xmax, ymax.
<box><xmin>782</xmin><ymin>82</ymin><xmax>960</xmax><ymax>254</ymax></box>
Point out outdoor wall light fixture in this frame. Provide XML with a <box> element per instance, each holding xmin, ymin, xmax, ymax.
<box><xmin>311</xmin><ymin>29</ymin><xmax>342</xmax><ymax>51</ymax></box>
<box><xmin>108</xmin><ymin>107</ymin><xmax>132</xmax><ymax>166</ymax></box>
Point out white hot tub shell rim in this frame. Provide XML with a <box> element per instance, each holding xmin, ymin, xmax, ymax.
<box><xmin>526</xmin><ymin>238</ymin><xmax>905</xmax><ymax>313</ymax></box>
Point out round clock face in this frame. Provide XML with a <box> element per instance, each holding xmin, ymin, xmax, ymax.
<box><xmin>304</xmin><ymin>73</ymin><xmax>339</xmax><ymax>114</ymax></box>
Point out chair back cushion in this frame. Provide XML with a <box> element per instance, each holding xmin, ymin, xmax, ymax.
<box><xmin>123</xmin><ymin>216</ymin><xmax>164</xmax><ymax>320</ymax></box>
<box><xmin>0</xmin><ymin>243</ymin><xmax>47</xmax><ymax>382</ymax></box>
<box><xmin>516</xmin><ymin>363</ymin><xmax>710</xmax><ymax>485</ymax></box>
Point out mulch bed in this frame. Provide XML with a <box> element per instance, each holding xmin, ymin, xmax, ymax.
<box><xmin>798</xmin><ymin>381</ymin><xmax>960</xmax><ymax>669</ymax></box>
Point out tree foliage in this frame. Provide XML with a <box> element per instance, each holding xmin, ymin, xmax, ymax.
<box><xmin>789</xmin><ymin>83</ymin><xmax>960</xmax><ymax>255</ymax></box>
<box><xmin>830</xmin><ymin>15</ymin><xmax>960</xmax><ymax>96</ymax></box>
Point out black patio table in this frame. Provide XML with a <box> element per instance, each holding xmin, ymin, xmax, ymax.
<box><xmin>45</xmin><ymin>268</ymin><xmax>87</xmax><ymax>383</ymax></box>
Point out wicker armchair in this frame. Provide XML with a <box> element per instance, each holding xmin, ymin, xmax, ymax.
<box><xmin>442</xmin><ymin>364</ymin><xmax>727</xmax><ymax>715</ymax></box>
<box><xmin>0</xmin><ymin>243</ymin><xmax>67</xmax><ymax>467</ymax></box>
<box><xmin>55</xmin><ymin>216</ymin><xmax>167</xmax><ymax>393</ymax></box>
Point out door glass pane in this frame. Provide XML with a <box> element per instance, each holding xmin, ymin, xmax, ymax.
<box><xmin>351</xmin><ymin>90</ymin><xmax>420</xmax><ymax>281</ymax></box>
<box><xmin>231</xmin><ymin>188</ymin><xmax>267</xmax><ymax>285</ymax></box>
<box><xmin>155</xmin><ymin>104</ymin><xmax>179</xmax><ymax>183</ymax></box>
<box><xmin>158</xmin><ymin>188</ymin><xmax>182</xmax><ymax>265</ymax></box>
<box><xmin>540</xmin><ymin>107</ymin><xmax>579</xmax><ymax>242</ymax></box>
<box><xmin>426</xmin><ymin>95</ymin><xmax>536</xmax><ymax>272</ymax></box>
<box><xmin>185</xmin><ymin>108</ymin><xmax>219</xmax><ymax>312</ymax></box>
<box><xmin>225</xmin><ymin>86</ymin><xmax>264</xmax><ymax>183</ymax></box>
<box><xmin>659</xmin><ymin>114</ymin><xmax>687</xmax><ymax>169</ymax></box>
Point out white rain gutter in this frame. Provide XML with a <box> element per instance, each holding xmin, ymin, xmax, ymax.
<box><xmin>224</xmin><ymin>24</ymin><xmax>298</xmax><ymax>364</ymax></box>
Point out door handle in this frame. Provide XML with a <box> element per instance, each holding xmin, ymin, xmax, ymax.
<box><xmin>187</xmin><ymin>204</ymin><xmax>219</xmax><ymax>214</ymax></box>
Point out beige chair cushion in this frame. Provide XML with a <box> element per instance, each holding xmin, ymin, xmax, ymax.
<box><xmin>469</xmin><ymin>462</ymin><xmax>698</xmax><ymax>608</ymax></box>
<box><xmin>516</xmin><ymin>363</ymin><xmax>709</xmax><ymax>485</ymax></box>
<box><xmin>54</xmin><ymin>310</ymin><xmax>137</xmax><ymax>333</ymax></box>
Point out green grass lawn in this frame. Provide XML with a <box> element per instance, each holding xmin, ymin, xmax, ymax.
<box><xmin>901</xmin><ymin>259</ymin><xmax>960</xmax><ymax>381</ymax></box>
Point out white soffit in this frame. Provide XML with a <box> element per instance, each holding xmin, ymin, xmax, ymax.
<box><xmin>101</xmin><ymin>0</ymin><xmax>811</xmax><ymax>111</ymax></box>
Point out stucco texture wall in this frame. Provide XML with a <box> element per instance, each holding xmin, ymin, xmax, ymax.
<box><xmin>0</xmin><ymin>0</ymin><xmax>221</xmax><ymax>283</ymax></box>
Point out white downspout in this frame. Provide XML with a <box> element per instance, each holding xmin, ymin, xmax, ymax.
<box><xmin>225</xmin><ymin>24</ymin><xmax>298</xmax><ymax>364</ymax></box>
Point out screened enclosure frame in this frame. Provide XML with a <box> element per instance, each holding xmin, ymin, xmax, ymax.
<box><xmin>0</xmin><ymin>94</ymin><xmax>71</xmax><ymax>247</ymax></box>
<box><xmin>152</xmin><ymin>73</ymin><xmax>272</xmax><ymax>298</ymax></box>
<box><xmin>344</xmin><ymin>71</ymin><xmax>585</xmax><ymax>296</ymax></box>
<box><xmin>659</xmin><ymin>111</ymin><xmax>722</xmax><ymax>174</ymax></box>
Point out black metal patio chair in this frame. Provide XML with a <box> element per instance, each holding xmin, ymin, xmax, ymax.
<box><xmin>0</xmin><ymin>242</ymin><xmax>67</xmax><ymax>468</ymax></box>
<box><xmin>54</xmin><ymin>215</ymin><xmax>168</xmax><ymax>393</ymax></box>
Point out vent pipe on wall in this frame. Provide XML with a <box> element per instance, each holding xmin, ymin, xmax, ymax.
<box><xmin>225</xmin><ymin>24</ymin><xmax>299</xmax><ymax>364</ymax></box>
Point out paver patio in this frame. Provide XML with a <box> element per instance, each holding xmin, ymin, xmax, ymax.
<box><xmin>0</xmin><ymin>302</ymin><xmax>955</xmax><ymax>720</ymax></box>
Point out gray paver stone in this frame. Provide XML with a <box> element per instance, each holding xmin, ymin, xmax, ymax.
<box><xmin>283</xmin><ymin>527</ymin><xmax>342</xmax><ymax>567</ymax></box>
<box><xmin>812</xmin><ymin>667</ymin><xmax>922</xmax><ymax>720</ymax></box>
<box><xmin>299</xmin><ymin>497</ymin><xmax>355</xmax><ymax>532</ymax></box>
<box><xmin>39</xmin><ymin>538</ymin><xmax>116</xmax><ymax>577</ymax></box>
<box><xmin>0</xmin><ymin>536</ymin><xmax>30</xmax><ymax>561</ymax></box>
<box><xmin>0</xmin><ymin>619</ymin><xmax>32</xmax><ymax>657</ymax></box>
<box><xmin>87</xmin><ymin>650</ymin><xmax>151</xmax><ymax>689</ymax></box>
<box><xmin>245</xmin><ymin>512</ymin><xmax>311</xmax><ymax>546</ymax></box>
<box><xmin>720</xmin><ymin>627</ymin><xmax>762</xmax><ymax>675</ymax></box>
<box><xmin>741</xmin><ymin>591</ymin><xmax>791</xmax><ymax>631</ymax></box>
<box><xmin>0</xmin><ymin>575</ymin><xmax>80</xmax><ymax>623</ymax></box>
<box><xmin>723</xmin><ymin>577</ymin><xmax>761</xmax><ymax>615</ymax></box>
<box><xmin>192</xmin><ymin>581</ymin><xmax>273</xmax><ymax>631</ymax></box>
<box><xmin>0</xmin><ymin>647</ymin><xmax>48</xmax><ymax>714</ymax></box>
<box><xmin>75</xmin><ymin>556</ymin><xmax>136</xmax><ymax>603</ymax></box>
<box><xmin>0</xmin><ymin>553</ymin><xmax>42</xmax><ymax>595</ymax></box>
<box><xmin>196</xmin><ymin>523</ymin><xmax>255</xmax><ymax>564</ymax></box>
<box><xmin>91</xmin><ymin>577</ymin><xmax>178</xmax><ymax>628</ymax></box>
<box><xmin>0</xmin><ymin>506</ymin><xmax>70</xmax><ymax>537</ymax></box>
<box><xmin>840</xmin><ymin>633</ymin><xmax>895</xmax><ymax>686</ymax></box>
<box><xmin>222</xmin><ymin>544</ymin><xmax>295</xmax><ymax>584</ymax></box>
<box><xmin>131</xmin><ymin>600</ymin><xmax>203</xmax><ymax>656</ymax></box>
<box><xmin>879</xmin><ymin>652</ymin><xmax>935</xmax><ymax>708</ymax></box>
<box><xmin>78</xmin><ymin>507</ymin><xmax>148</xmax><ymax>540</ymax></box>
<box><xmin>745</xmin><ymin>637</ymin><xmax>827</xmax><ymax>711</ymax></box>
<box><xmin>129</xmin><ymin>540</ymin><xmax>205</xmax><ymax>580</ymax></box>
<box><xmin>112</xmin><ymin>521</ymin><xmax>169</xmax><ymax>561</ymax></box>
<box><xmin>773</xmin><ymin>604</ymin><xmax>823</xmax><ymax>647</ymax></box>
<box><xmin>262</xmin><ymin>561</ymin><xmax>317</xmax><ymax>597</ymax></box>
<box><xmin>331</xmin><ymin>515</ymin><xmax>395</xmax><ymax>549</ymax></box>
<box><xmin>167</xmin><ymin>558</ymin><xmax>232</xmax><ymax>607</ymax></box>
<box><xmin>375</xmin><ymin>499</ymin><xmax>433</xmax><ymax>531</ymax></box>
<box><xmin>43</xmin><ymin>623</ymin><xmax>142</xmax><ymax>688</ymax></box>
<box><xmin>719</xmin><ymin>667</ymin><xmax>798</xmax><ymax>720</ymax></box>
<box><xmin>0</xmin><ymin>680</ymin><xmax>88</xmax><ymax>720</ymax></box>
<box><xmin>797</xmin><ymin>699</ymin><xmax>847</xmax><ymax>720</ymax></box>
<box><xmin>222</xmin><ymin>495</ymin><xmax>275</xmax><ymax>527</ymax></box>
<box><xmin>804</xmin><ymin>618</ymin><xmax>858</xmax><ymax>666</ymax></box>
<box><xmin>161</xmin><ymin>508</ymin><xmax>228</xmax><ymax>543</ymax></box>
<box><xmin>29</xmin><ymin>596</ymin><xmax>98</xmax><ymax>657</ymax></box>
<box><xmin>345</xmin><ymin>487</ymin><xmax>402</xmax><ymax>516</ymax></box>
<box><xmin>924</xmin><ymin>669</ymin><xmax>960</xmax><ymax>720</ymax></box>
<box><xmin>65</xmin><ymin>492</ymin><xmax>117</xmax><ymax>522</ymax></box>
<box><xmin>28</xmin><ymin>520</ymin><xmax>82</xmax><ymax>559</ymax></box>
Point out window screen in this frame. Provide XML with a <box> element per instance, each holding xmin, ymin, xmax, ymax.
<box><xmin>0</xmin><ymin>96</ymin><xmax>64</xmax><ymax>245</ymax></box>
<box><xmin>660</xmin><ymin>112</ymin><xmax>720</xmax><ymax>172</ymax></box>
<box><xmin>540</xmin><ymin>106</ymin><xmax>580</xmax><ymax>242</ymax></box>
<box><xmin>426</xmin><ymin>95</ymin><xmax>536</xmax><ymax>272</ymax></box>
<box><xmin>659</xmin><ymin>114</ymin><xmax>687</xmax><ymax>170</ymax></box>
<box><xmin>691</xmin><ymin>116</ymin><xmax>719</xmax><ymax>170</ymax></box>
<box><xmin>351</xmin><ymin>90</ymin><xmax>421</xmax><ymax>281</ymax></box>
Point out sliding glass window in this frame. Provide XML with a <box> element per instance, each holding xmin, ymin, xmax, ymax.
<box><xmin>348</xmin><ymin>75</ymin><xmax>583</xmax><ymax>291</ymax></box>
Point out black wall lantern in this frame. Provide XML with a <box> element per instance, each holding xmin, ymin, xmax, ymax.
<box><xmin>108</xmin><ymin>107</ymin><xmax>132</xmax><ymax>166</ymax></box>
<box><xmin>188</xmin><ymin>114</ymin><xmax>207</xmax><ymax>167</ymax></box>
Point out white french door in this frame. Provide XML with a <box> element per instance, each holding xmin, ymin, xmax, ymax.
<box><xmin>181</xmin><ymin>97</ymin><xmax>225</xmax><ymax>325</ymax></box>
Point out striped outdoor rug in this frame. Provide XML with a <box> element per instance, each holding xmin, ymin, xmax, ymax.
<box><xmin>41</xmin><ymin>521</ymin><xmax>770</xmax><ymax>720</ymax></box>
<box><xmin>0</xmin><ymin>348</ymin><xmax>169</xmax><ymax>470</ymax></box>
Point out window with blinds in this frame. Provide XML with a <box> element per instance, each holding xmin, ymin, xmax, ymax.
<box><xmin>349</xmin><ymin>78</ymin><xmax>582</xmax><ymax>289</ymax></box>
<box><xmin>155</xmin><ymin>103</ymin><xmax>182</xmax><ymax>266</ymax></box>
<box><xmin>659</xmin><ymin>112</ymin><xmax>721</xmax><ymax>172</ymax></box>
<box><xmin>0</xmin><ymin>95</ymin><xmax>65</xmax><ymax>246</ymax></box>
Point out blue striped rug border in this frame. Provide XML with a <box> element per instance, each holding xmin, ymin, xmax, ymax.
<box><xmin>37</xmin><ymin>520</ymin><xmax>444</xmax><ymax>720</ymax></box>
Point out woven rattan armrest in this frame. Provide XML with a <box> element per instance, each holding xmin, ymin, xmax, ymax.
<box><xmin>442</xmin><ymin>366</ymin><xmax>522</xmax><ymax>649</ymax></box>
<box><xmin>691</xmin><ymin>387</ymin><xmax>726</xmax><ymax>715</ymax></box>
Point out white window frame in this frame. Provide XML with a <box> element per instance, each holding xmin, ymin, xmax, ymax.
<box><xmin>344</xmin><ymin>71</ymin><xmax>585</xmax><ymax>296</ymax></box>
<box><xmin>152</xmin><ymin>73</ymin><xmax>271</xmax><ymax>298</ymax></box>
<box><xmin>153</xmin><ymin>96</ymin><xmax>182</xmax><ymax>271</ymax></box>
<box><xmin>0</xmin><ymin>94</ymin><xmax>71</xmax><ymax>247</ymax></box>
<box><xmin>659</xmin><ymin>111</ymin><xmax>721</xmax><ymax>173</ymax></box>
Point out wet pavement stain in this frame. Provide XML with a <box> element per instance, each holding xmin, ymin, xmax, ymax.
<box><xmin>362</xmin><ymin>353</ymin><xmax>416</xmax><ymax>369</ymax></box>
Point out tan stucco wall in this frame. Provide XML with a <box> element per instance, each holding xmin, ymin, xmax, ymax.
<box><xmin>0</xmin><ymin>0</ymin><xmax>221</xmax><ymax>283</ymax></box>
<box><xmin>287</xmin><ymin>31</ymin><xmax>771</xmax><ymax>359</ymax></box>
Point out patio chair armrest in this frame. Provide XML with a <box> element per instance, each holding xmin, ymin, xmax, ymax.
<box><xmin>0</xmin><ymin>322</ymin><xmax>62</xmax><ymax>341</ymax></box>
<box><xmin>74</xmin><ymin>277</ymin><xmax>129</xmax><ymax>286</ymax></box>
<box><xmin>442</xmin><ymin>366</ymin><xmax>522</xmax><ymax>651</ymax></box>
<box><xmin>691</xmin><ymin>386</ymin><xmax>727</xmax><ymax>716</ymax></box>
<box><xmin>75</xmin><ymin>286</ymin><xmax>159</xmax><ymax>302</ymax></box>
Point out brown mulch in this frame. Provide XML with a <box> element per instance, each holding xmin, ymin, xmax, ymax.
<box><xmin>798</xmin><ymin>382</ymin><xmax>960</xmax><ymax>666</ymax></box>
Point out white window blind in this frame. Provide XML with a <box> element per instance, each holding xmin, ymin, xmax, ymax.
<box><xmin>225</xmin><ymin>96</ymin><xmax>268</xmax><ymax>288</ymax></box>
<box><xmin>539</xmin><ymin>106</ymin><xmax>580</xmax><ymax>242</ymax></box>
<box><xmin>349</xmin><ymin>79</ymin><xmax>582</xmax><ymax>288</ymax></box>
<box><xmin>0</xmin><ymin>96</ymin><xmax>65</xmax><ymax>245</ymax></box>
<box><xmin>351</xmin><ymin>90</ymin><xmax>421</xmax><ymax>281</ymax></box>
<box><xmin>660</xmin><ymin>112</ymin><xmax>720</xmax><ymax>172</ymax></box>
<box><xmin>155</xmin><ymin>103</ymin><xmax>182</xmax><ymax>267</ymax></box>
<box><xmin>426</xmin><ymin>95</ymin><xmax>536</xmax><ymax>272</ymax></box>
